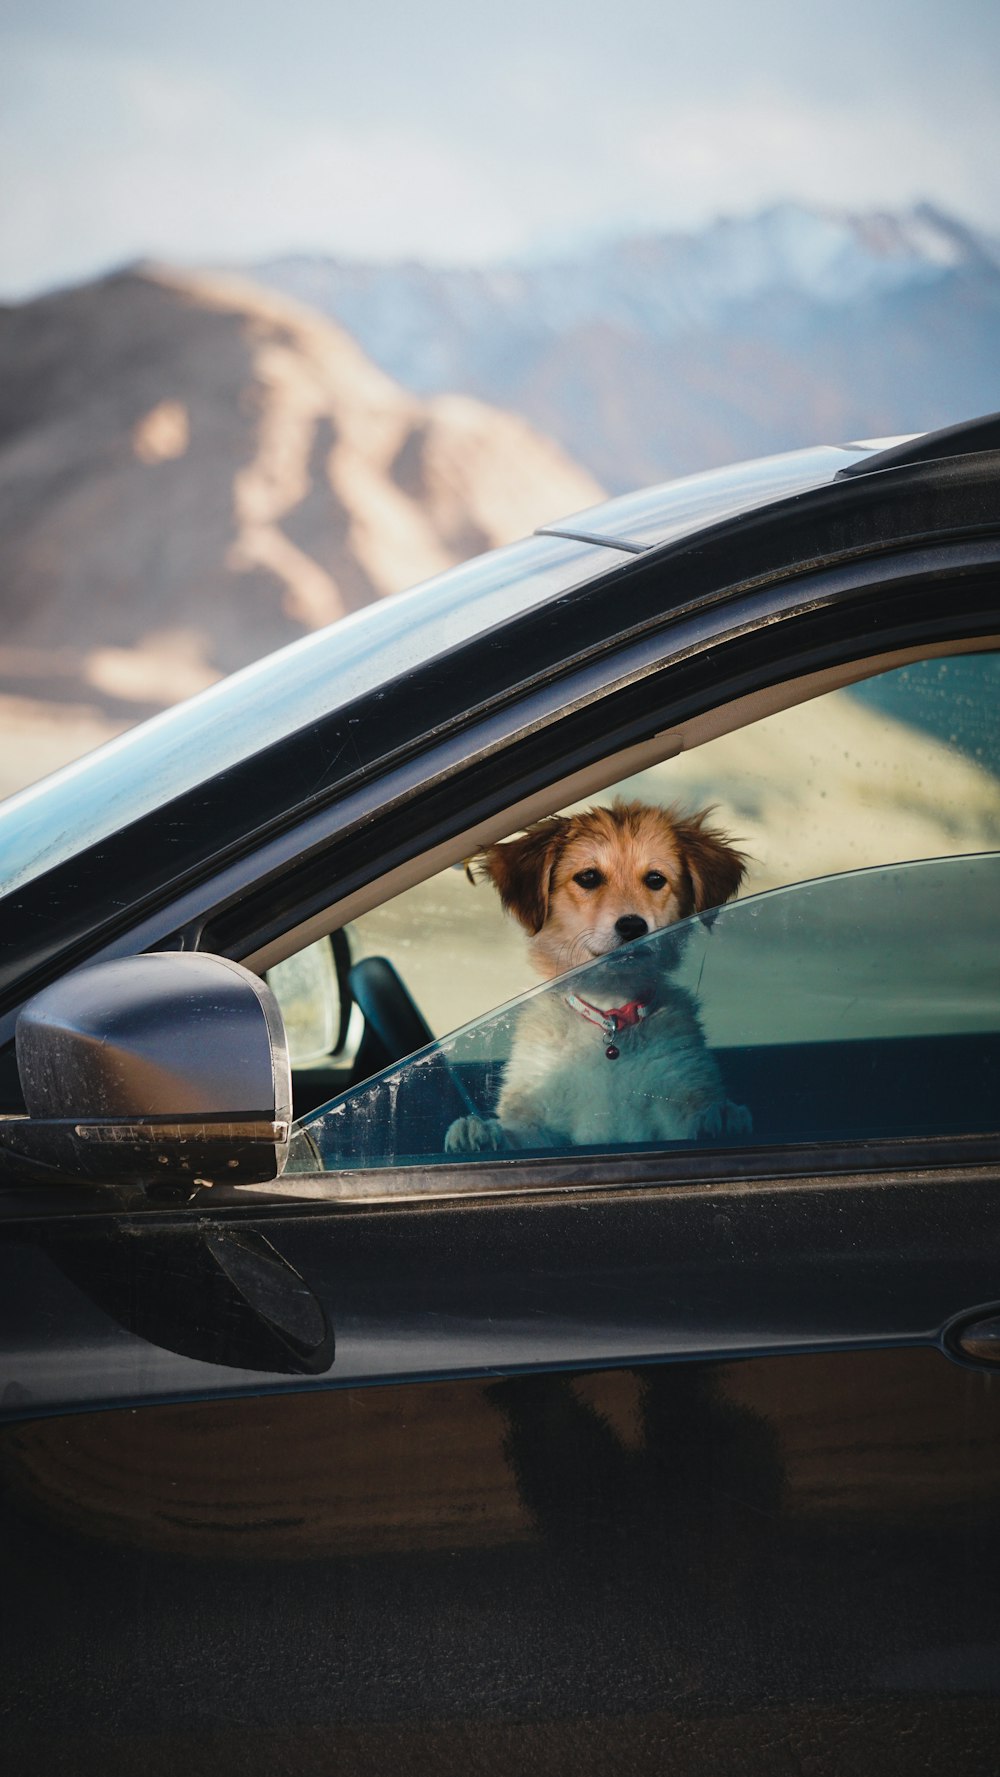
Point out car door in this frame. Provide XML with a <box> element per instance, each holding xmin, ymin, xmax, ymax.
<box><xmin>3</xmin><ymin>635</ymin><xmax>1000</xmax><ymax>1777</ymax></box>
<box><xmin>2</xmin><ymin>977</ymin><xmax>999</xmax><ymax>1774</ymax></box>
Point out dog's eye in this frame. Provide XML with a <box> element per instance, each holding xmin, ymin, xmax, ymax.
<box><xmin>573</xmin><ymin>869</ymin><xmax>604</xmax><ymax>890</ymax></box>
<box><xmin>644</xmin><ymin>871</ymin><xmax>668</xmax><ymax>890</ymax></box>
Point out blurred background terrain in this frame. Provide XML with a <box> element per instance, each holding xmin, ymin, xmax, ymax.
<box><xmin>1</xmin><ymin>0</ymin><xmax>999</xmax><ymax>820</ymax></box>
<box><xmin>258</xmin><ymin>203</ymin><xmax>1000</xmax><ymax>492</ymax></box>
<box><xmin>0</xmin><ymin>263</ymin><xmax>601</xmax><ymax>795</ymax></box>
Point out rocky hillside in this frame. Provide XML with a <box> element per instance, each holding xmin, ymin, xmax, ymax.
<box><xmin>0</xmin><ymin>264</ymin><xmax>602</xmax><ymax>789</ymax></box>
<box><xmin>256</xmin><ymin>202</ymin><xmax>1000</xmax><ymax>490</ymax></box>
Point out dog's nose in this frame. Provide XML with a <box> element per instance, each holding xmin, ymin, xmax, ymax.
<box><xmin>615</xmin><ymin>915</ymin><xmax>649</xmax><ymax>942</ymax></box>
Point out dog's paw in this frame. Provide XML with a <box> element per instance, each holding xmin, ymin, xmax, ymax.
<box><xmin>693</xmin><ymin>1098</ymin><xmax>753</xmax><ymax>1140</ymax></box>
<box><xmin>722</xmin><ymin>1098</ymin><xmax>753</xmax><ymax>1137</ymax></box>
<box><xmin>444</xmin><ymin>1115</ymin><xmax>508</xmax><ymax>1154</ymax></box>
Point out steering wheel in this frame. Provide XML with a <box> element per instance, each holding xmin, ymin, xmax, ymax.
<box><xmin>348</xmin><ymin>956</ymin><xmax>435</xmax><ymax>1073</ymax></box>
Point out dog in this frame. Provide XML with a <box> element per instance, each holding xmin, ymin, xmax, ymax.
<box><xmin>445</xmin><ymin>800</ymin><xmax>751</xmax><ymax>1152</ymax></box>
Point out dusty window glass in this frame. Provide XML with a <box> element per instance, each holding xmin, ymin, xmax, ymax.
<box><xmin>290</xmin><ymin>853</ymin><xmax>1000</xmax><ymax>1174</ymax></box>
<box><xmin>635</xmin><ymin>650</ymin><xmax>1000</xmax><ymax>894</ymax></box>
<box><xmin>266</xmin><ymin>938</ymin><xmax>342</xmax><ymax>1065</ymax></box>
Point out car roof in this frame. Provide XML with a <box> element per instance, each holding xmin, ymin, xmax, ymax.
<box><xmin>542</xmin><ymin>412</ymin><xmax>1000</xmax><ymax>550</ymax></box>
<box><xmin>538</xmin><ymin>443</ymin><xmax>881</xmax><ymax>550</ymax></box>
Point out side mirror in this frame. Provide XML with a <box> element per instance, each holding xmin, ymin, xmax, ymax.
<box><xmin>1</xmin><ymin>953</ymin><xmax>291</xmax><ymax>1187</ymax></box>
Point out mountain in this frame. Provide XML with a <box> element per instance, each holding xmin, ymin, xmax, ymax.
<box><xmin>254</xmin><ymin>202</ymin><xmax>1000</xmax><ymax>490</ymax></box>
<box><xmin>0</xmin><ymin>263</ymin><xmax>603</xmax><ymax>768</ymax></box>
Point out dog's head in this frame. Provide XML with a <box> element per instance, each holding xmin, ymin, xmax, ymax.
<box><xmin>473</xmin><ymin>801</ymin><xmax>746</xmax><ymax>979</ymax></box>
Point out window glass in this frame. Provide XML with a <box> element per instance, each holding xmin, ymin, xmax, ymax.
<box><xmin>266</xmin><ymin>938</ymin><xmax>343</xmax><ymax>1065</ymax></box>
<box><xmin>348</xmin><ymin>651</ymin><xmax>1000</xmax><ymax>1041</ymax></box>
<box><xmin>290</xmin><ymin>853</ymin><xmax>1000</xmax><ymax>1173</ymax></box>
<box><xmin>645</xmin><ymin>650</ymin><xmax>1000</xmax><ymax>894</ymax></box>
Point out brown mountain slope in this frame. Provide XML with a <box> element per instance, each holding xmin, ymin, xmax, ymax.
<box><xmin>0</xmin><ymin>265</ymin><xmax>603</xmax><ymax>751</ymax></box>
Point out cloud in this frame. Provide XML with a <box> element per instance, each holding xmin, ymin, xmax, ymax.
<box><xmin>614</xmin><ymin>89</ymin><xmax>995</xmax><ymax>234</ymax></box>
<box><xmin>0</xmin><ymin>43</ymin><xmax>525</xmax><ymax>292</ymax></box>
<box><xmin>1</xmin><ymin>15</ymin><xmax>999</xmax><ymax>297</ymax></box>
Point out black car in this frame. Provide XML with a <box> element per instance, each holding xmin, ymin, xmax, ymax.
<box><xmin>2</xmin><ymin>414</ymin><xmax>1000</xmax><ymax>1774</ymax></box>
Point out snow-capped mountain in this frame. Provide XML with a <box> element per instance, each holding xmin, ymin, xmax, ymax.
<box><xmin>260</xmin><ymin>203</ymin><xmax>995</xmax><ymax>360</ymax></box>
<box><xmin>254</xmin><ymin>203</ymin><xmax>1000</xmax><ymax>490</ymax></box>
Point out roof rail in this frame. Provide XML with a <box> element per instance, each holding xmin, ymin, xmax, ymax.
<box><xmin>837</xmin><ymin>412</ymin><xmax>1000</xmax><ymax>478</ymax></box>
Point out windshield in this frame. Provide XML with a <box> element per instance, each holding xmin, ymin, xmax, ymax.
<box><xmin>0</xmin><ymin>533</ymin><xmax>620</xmax><ymax>897</ymax></box>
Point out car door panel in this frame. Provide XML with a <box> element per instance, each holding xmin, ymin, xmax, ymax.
<box><xmin>6</xmin><ymin>1151</ymin><xmax>1000</xmax><ymax>1772</ymax></box>
<box><xmin>2</xmin><ymin>1336</ymin><xmax>1000</xmax><ymax>1773</ymax></box>
<box><xmin>3</xmin><ymin>1160</ymin><xmax>999</xmax><ymax>1408</ymax></box>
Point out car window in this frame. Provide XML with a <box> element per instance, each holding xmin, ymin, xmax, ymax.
<box><xmin>290</xmin><ymin>853</ymin><xmax>1000</xmax><ymax>1174</ymax></box>
<box><xmin>347</xmin><ymin>650</ymin><xmax>1000</xmax><ymax>1041</ymax></box>
<box><xmin>266</xmin><ymin>938</ymin><xmax>345</xmax><ymax>1065</ymax></box>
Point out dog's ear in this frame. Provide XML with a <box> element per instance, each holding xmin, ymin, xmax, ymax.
<box><xmin>672</xmin><ymin>810</ymin><xmax>746</xmax><ymax>915</ymax></box>
<box><xmin>474</xmin><ymin>817</ymin><xmax>570</xmax><ymax>934</ymax></box>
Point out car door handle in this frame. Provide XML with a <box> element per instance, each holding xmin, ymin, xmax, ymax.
<box><xmin>947</xmin><ymin>1306</ymin><xmax>1000</xmax><ymax>1367</ymax></box>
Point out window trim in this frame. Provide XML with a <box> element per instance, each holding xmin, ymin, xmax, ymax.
<box><xmin>215</xmin><ymin>1133</ymin><xmax>1000</xmax><ymax>1208</ymax></box>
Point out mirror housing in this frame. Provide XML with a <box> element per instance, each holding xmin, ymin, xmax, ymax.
<box><xmin>2</xmin><ymin>953</ymin><xmax>291</xmax><ymax>1186</ymax></box>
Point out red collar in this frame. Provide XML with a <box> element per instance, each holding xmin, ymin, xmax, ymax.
<box><xmin>564</xmin><ymin>991</ymin><xmax>651</xmax><ymax>1042</ymax></box>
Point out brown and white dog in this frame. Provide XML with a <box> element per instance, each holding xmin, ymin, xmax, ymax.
<box><xmin>445</xmin><ymin>800</ymin><xmax>751</xmax><ymax>1152</ymax></box>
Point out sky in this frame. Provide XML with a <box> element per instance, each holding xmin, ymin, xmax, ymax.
<box><xmin>2</xmin><ymin>0</ymin><xmax>1000</xmax><ymax>299</ymax></box>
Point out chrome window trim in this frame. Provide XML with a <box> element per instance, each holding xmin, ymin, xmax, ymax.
<box><xmin>220</xmin><ymin>1138</ymin><xmax>1000</xmax><ymax>1208</ymax></box>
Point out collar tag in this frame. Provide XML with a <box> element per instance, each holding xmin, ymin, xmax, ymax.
<box><xmin>564</xmin><ymin>991</ymin><xmax>650</xmax><ymax>1052</ymax></box>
